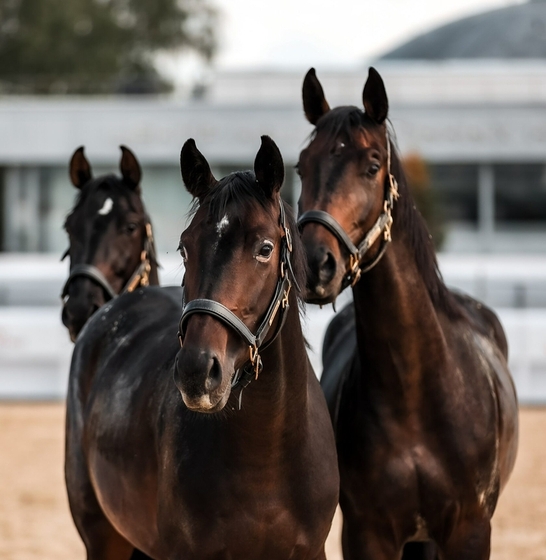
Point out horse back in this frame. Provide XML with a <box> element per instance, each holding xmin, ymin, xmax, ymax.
<box><xmin>66</xmin><ymin>286</ymin><xmax>183</xmax><ymax>554</ymax></box>
<box><xmin>320</xmin><ymin>302</ymin><xmax>358</xmax><ymax>425</ymax></box>
<box><xmin>451</xmin><ymin>290</ymin><xmax>509</xmax><ymax>359</ymax></box>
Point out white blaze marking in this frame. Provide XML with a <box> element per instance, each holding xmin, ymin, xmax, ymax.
<box><xmin>212</xmin><ymin>214</ymin><xmax>230</xmax><ymax>252</ymax></box>
<box><xmin>216</xmin><ymin>214</ymin><xmax>230</xmax><ymax>235</ymax></box>
<box><xmin>98</xmin><ymin>198</ymin><xmax>113</xmax><ymax>215</ymax></box>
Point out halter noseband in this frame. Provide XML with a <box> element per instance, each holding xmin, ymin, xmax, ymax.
<box><xmin>298</xmin><ymin>130</ymin><xmax>399</xmax><ymax>289</ymax></box>
<box><xmin>61</xmin><ymin>221</ymin><xmax>155</xmax><ymax>303</ymax></box>
<box><xmin>177</xmin><ymin>199</ymin><xmax>294</xmax><ymax>408</ymax></box>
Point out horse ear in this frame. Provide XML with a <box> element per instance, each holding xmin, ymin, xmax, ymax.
<box><xmin>69</xmin><ymin>146</ymin><xmax>93</xmax><ymax>189</ymax></box>
<box><xmin>119</xmin><ymin>145</ymin><xmax>142</xmax><ymax>190</ymax></box>
<box><xmin>254</xmin><ymin>135</ymin><xmax>284</xmax><ymax>198</ymax></box>
<box><xmin>302</xmin><ymin>68</ymin><xmax>330</xmax><ymax>125</ymax></box>
<box><xmin>362</xmin><ymin>67</ymin><xmax>388</xmax><ymax>124</ymax></box>
<box><xmin>180</xmin><ymin>139</ymin><xmax>217</xmax><ymax>199</ymax></box>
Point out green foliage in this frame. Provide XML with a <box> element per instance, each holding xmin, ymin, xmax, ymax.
<box><xmin>0</xmin><ymin>0</ymin><xmax>217</xmax><ymax>94</ymax></box>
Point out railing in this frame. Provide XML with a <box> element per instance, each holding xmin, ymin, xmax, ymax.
<box><xmin>1</xmin><ymin>253</ymin><xmax>546</xmax><ymax>402</ymax></box>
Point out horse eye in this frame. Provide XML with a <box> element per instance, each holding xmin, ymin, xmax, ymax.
<box><xmin>368</xmin><ymin>163</ymin><xmax>380</xmax><ymax>176</ymax></box>
<box><xmin>179</xmin><ymin>244</ymin><xmax>188</xmax><ymax>262</ymax></box>
<box><xmin>256</xmin><ymin>242</ymin><xmax>274</xmax><ymax>262</ymax></box>
<box><xmin>126</xmin><ymin>223</ymin><xmax>138</xmax><ymax>234</ymax></box>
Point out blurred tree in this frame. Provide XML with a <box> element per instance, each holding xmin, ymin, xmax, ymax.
<box><xmin>403</xmin><ymin>153</ymin><xmax>445</xmax><ymax>250</ymax></box>
<box><xmin>0</xmin><ymin>0</ymin><xmax>217</xmax><ymax>94</ymax></box>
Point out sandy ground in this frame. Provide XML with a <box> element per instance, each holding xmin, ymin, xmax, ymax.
<box><xmin>0</xmin><ymin>404</ymin><xmax>544</xmax><ymax>560</ymax></box>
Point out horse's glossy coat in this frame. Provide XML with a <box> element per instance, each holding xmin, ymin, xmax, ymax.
<box><xmin>298</xmin><ymin>67</ymin><xmax>518</xmax><ymax>560</ymax></box>
<box><xmin>62</xmin><ymin>146</ymin><xmax>158</xmax><ymax>341</ymax></box>
<box><xmin>65</xmin><ymin>136</ymin><xmax>339</xmax><ymax>560</ymax></box>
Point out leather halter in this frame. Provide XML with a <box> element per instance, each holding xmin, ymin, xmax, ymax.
<box><xmin>61</xmin><ymin>221</ymin><xmax>156</xmax><ymax>302</ymax></box>
<box><xmin>298</xmin><ymin>130</ymin><xmax>399</xmax><ymax>289</ymax></box>
<box><xmin>177</xmin><ymin>200</ymin><xmax>294</xmax><ymax>407</ymax></box>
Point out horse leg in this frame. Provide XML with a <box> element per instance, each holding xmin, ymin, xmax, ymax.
<box><xmin>72</xmin><ymin>499</ymin><xmax>152</xmax><ymax>560</ymax></box>
<box><xmin>341</xmin><ymin>517</ymin><xmax>399</xmax><ymax>560</ymax></box>
<box><xmin>402</xmin><ymin>542</ymin><xmax>439</xmax><ymax>560</ymax></box>
<box><xmin>65</xmin><ymin>434</ymin><xmax>138</xmax><ymax>560</ymax></box>
<box><xmin>66</xmin><ymin>471</ymin><xmax>153</xmax><ymax>560</ymax></box>
<box><xmin>439</xmin><ymin>518</ymin><xmax>491</xmax><ymax>560</ymax></box>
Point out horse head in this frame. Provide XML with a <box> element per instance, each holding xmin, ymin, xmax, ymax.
<box><xmin>298</xmin><ymin>67</ymin><xmax>398</xmax><ymax>304</ymax></box>
<box><xmin>62</xmin><ymin>146</ymin><xmax>156</xmax><ymax>341</ymax></box>
<box><xmin>174</xmin><ymin>136</ymin><xmax>295</xmax><ymax>413</ymax></box>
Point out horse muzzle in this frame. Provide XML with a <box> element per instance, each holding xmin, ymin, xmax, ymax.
<box><xmin>62</xmin><ymin>298</ymin><xmax>101</xmax><ymax>342</ymax></box>
<box><xmin>303</xmin><ymin>242</ymin><xmax>345</xmax><ymax>305</ymax></box>
<box><xmin>174</xmin><ymin>347</ymin><xmax>232</xmax><ymax>414</ymax></box>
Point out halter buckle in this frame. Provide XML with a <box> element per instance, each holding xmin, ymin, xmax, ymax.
<box><xmin>348</xmin><ymin>253</ymin><xmax>361</xmax><ymax>286</ymax></box>
<box><xmin>249</xmin><ymin>345</ymin><xmax>262</xmax><ymax>379</ymax></box>
<box><xmin>141</xmin><ymin>259</ymin><xmax>151</xmax><ymax>287</ymax></box>
<box><xmin>389</xmin><ymin>174</ymin><xmax>399</xmax><ymax>201</ymax></box>
<box><xmin>285</xmin><ymin>227</ymin><xmax>293</xmax><ymax>253</ymax></box>
<box><xmin>282</xmin><ymin>283</ymin><xmax>291</xmax><ymax>309</ymax></box>
<box><xmin>384</xmin><ymin>214</ymin><xmax>394</xmax><ymax>243</ymax></box>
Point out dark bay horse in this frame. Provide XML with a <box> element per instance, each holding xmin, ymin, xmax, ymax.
<box><xmin>61</xmin><ymin>145</ymin><xmax>159</xmax><ymax>341</ymax></box>
<box><xmin>297</xmin><ymin>67</ymin><xmax>518</xmax><ymax>560</ymax></box>
<box><xmin>65</xmin><ymin>136</ymin><xmax>339</xmax><ymax>559</ymax></box>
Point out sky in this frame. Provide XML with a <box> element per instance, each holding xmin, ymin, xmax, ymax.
<box><xmin>212</xmin><ymin>0</ymin><xmax>521</xmax><ymax>69</ymax></box>
<box><xmin>159</xmin><ymin>0</ymin><xmax>524</xmax><ymax>90</ymax></box>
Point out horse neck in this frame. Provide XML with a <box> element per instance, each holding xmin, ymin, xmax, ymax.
<box><xmin>228</xmin><ymin>292</ymin><xmax>311</xmax><ymax>451</ymax></box>
<box><xmin>350</xmin><ymin>227</ymin><xmax>448</xmax><ymax>400</ymax></box>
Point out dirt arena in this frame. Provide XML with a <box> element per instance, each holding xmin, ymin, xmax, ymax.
<box><xmin>0</xmin><ymin>404</ymin><xmax>544</xmax><ymax>560</ymax></box>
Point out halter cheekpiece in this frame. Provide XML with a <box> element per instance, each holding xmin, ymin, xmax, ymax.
<box><xmin>61</xmin><ymin>221</ymin><xmax>155</xmax><ymax>302</ymax></box>
<box><xmin>298</xmin><ymin>129</ymin><xmax>399</xmax><ymax>289</ymax></box>
<box><xmin>177</xmin><ymin>199</ymin><xmax>294</xmax><ymax>409</ymax></box>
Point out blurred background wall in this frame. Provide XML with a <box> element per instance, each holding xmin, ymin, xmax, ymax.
<box><xmin>1</xmin><ymin>0</ymin><xmax>546</xmax><ymax>401</ymax></box>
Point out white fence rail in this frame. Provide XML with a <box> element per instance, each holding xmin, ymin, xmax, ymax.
<box><xmin>1</xmin><ymin>254</ymin><xmax>546</xmax><ymax>402</ymax></box>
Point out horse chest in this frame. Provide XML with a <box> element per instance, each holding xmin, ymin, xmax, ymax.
<box><xmin>158</xmin><ymin>500</ymin><xmax>317</xmax><ymax>559</ymax></box>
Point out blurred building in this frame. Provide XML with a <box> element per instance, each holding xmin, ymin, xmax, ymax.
<box><xmin>3</xmin><ymin>1</ymin><xmax>546</xmax><ymax>400</ymax></box>
<box><xmin>1</xmin><ymin>0</ymin><xmax>546</xmax><ymax>258</ymax></box>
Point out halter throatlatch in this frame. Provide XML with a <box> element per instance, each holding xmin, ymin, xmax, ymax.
<box><xmin>177</xmin><ymin>199</ymin><xmax>294</xmax><ymax>410</ymax></box>
<box><xmin>61</xmin><ymin>220</ymin><xmax>156</xmax><ymax>302</ymax></box>
<box><xmin>298</xmin><ymin>130</ymin><xmax>399</xmax><ymax>289</ymax></box>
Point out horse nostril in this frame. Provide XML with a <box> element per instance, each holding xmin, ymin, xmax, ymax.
<box><xmin>318</xmin><ymin>251</ymin><xmax>336</xmax><ymax>284</ymax></box>
<box><xmin>205</xmin><ymin>357</ymin><xmax>222</xmax><ymax>392</ymax></box>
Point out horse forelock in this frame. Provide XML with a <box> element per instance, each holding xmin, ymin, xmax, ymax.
<box><xmin>66</xmin><ymin>174</ymin><xmax>144</xmax><ymax>228</ymax></box>
<box><xmin>189</xmin><ymin>171</ymin><xmax>307</xmax><ymax>305</ymax></box>
<box><xmin>311</xmin><ymin>105</ymin><xmax>377</xmax><ymax>145</ymax></box>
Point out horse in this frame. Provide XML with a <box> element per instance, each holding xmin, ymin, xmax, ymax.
<box><xmin>61</xmin><ymin>145</ymin><xmax>159</xmax><ymax>341</ymax></box>
<box><xmin>296</xmin><ymin>67</ymin><xmax>519</xmax><ymax>560</ymax></box>
<box><xmin>65</xmin><ymin>135</ymin><xmax>339</xmax><ymax>559</ymax></box>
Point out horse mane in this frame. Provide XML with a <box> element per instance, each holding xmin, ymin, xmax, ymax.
<box><xmin>313</xmin><ymin>106</ymin><xmax>463</xmax><ymax>319</ymax></box>
<box><xmin>192</xmin><ymin>171</ymin><xmax>308</xmax><ymax>305</ymax></box>
<box><xmin>388</xmin><ymin>137</ymin><xmax>463</xmax><ymax>319</ymax></box>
